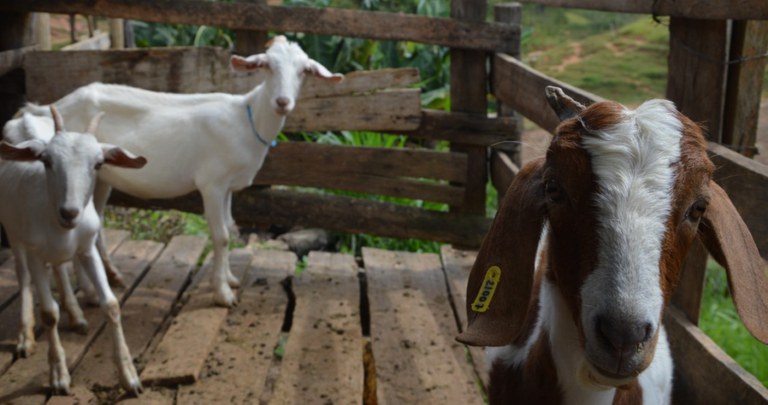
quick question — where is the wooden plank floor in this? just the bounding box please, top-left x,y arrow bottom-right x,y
0,231 -> 485,404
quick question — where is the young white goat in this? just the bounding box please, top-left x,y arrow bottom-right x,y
21,35 -> 344,307
0,107 -> 147,395
458,87 -> 768,404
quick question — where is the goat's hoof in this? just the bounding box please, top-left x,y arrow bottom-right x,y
16,339 -> 35,358
119,365 -> 143,396
106,270 -> 126,288
213,288 -> 238,308
50,366 -> 71,395
69,319 -> 89,335
227,274 -> 241,288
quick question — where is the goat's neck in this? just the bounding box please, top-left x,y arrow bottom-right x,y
244,83 -> 287,143
541,274 -> 616,404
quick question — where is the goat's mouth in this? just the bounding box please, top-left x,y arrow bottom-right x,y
579,360 -> 639,389
58,218 -> 77,229
274,107 -> 291,116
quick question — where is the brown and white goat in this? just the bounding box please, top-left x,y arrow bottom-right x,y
457,87 -> 768,404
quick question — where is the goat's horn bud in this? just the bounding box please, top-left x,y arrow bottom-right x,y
545,86 -> 586,122
86,112 -> 105,135
50,105 -> 63,133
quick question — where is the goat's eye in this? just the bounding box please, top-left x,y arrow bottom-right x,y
94,161 -> 103,170
544,178 -> 564,203
687,199 -> 708,221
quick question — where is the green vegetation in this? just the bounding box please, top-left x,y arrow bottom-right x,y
699,260 -> 768,387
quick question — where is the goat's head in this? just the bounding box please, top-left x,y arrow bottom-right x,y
0,106 -> 147,229
459,87 -> 768,387
230,35 -> 344,116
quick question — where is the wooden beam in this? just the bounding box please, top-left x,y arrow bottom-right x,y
708,142 -> 768,261
665,307 -> 768,404
0,1 -> 520,53
257,142 -> 467,183
254,143 -> 466,205
0,44 -> 37,76
402,109 -> 520,147
284,89 -> 422,132
666,18 -> 729,142
450,0 -> 488,217
107,188 -> 492,247
722,20 -> 768,158
492,52 -> 603,134
504,0 -> 768,20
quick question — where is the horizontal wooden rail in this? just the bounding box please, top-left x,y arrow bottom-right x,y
0,1 -> 519,52
492,52 -> 768,261
108,188 -> 491,247
665,307 -> 768,404
403,110 -> 520,147
254,142 -> 467,205
518,0 -> 768,20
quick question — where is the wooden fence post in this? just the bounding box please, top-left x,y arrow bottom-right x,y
34,12 -> 50,50
109,18 -> 125,49
491,2 -> 523,203
722,20 -> 768,158
666,18 -> 730,324
450,0 -> 488,219
235,0 -> 267,55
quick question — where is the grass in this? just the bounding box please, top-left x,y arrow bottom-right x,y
699,260 -> 768,387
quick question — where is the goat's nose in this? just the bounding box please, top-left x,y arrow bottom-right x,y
59,207 -> 80,222
596,316 -> 653,354
275,97 -> 290,108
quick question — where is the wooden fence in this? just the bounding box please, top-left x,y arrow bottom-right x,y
0,0 -> 767,402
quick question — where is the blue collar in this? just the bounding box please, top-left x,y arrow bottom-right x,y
245,104 -> 274,147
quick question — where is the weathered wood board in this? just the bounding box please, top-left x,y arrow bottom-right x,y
109,188 -> 492,248
254,142 -> 466,205
504,0 -> 768,19
175,248 -> 294,404
272,251 -> 363,404
440,245 -> 487,387
23,49 -> 421,132
362,247 -> 482,405
1,1 -> 520,52
666,307 -> 768,404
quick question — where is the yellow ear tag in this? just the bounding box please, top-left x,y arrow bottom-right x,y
470,265 -> 501,313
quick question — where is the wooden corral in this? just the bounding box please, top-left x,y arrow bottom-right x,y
0,0 -> 767,404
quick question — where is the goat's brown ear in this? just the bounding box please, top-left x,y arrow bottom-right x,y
699,181 -> 768,344
456,158 -> 547,347
545,86 -> 586,121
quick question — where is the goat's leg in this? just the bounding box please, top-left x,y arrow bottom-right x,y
74,256 -> 99,306
93,181 -> 125,287
224,190 -> 240,288
14,246 -> 36,358
28,256 -> 70,395
52,264 -> 88,334
78,245 -> 142,396
201,187 -> 238,307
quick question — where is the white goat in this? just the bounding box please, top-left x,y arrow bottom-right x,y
22,35 -> 343,307
0,107 -> 147,395
458,87 -> 768,404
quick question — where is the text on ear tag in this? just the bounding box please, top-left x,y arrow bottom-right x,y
471,266 -> 501,313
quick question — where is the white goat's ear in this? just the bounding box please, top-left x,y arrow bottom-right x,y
545,86 -> 586,121
230,54 -> 270,72
699,181 -> 768,344
457,158 -> 547,347
305,59 -> 344,83
0,139 -> 46,162
101,144 -> 147,169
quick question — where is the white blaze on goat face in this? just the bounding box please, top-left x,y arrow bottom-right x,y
579,100 -> 683,381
